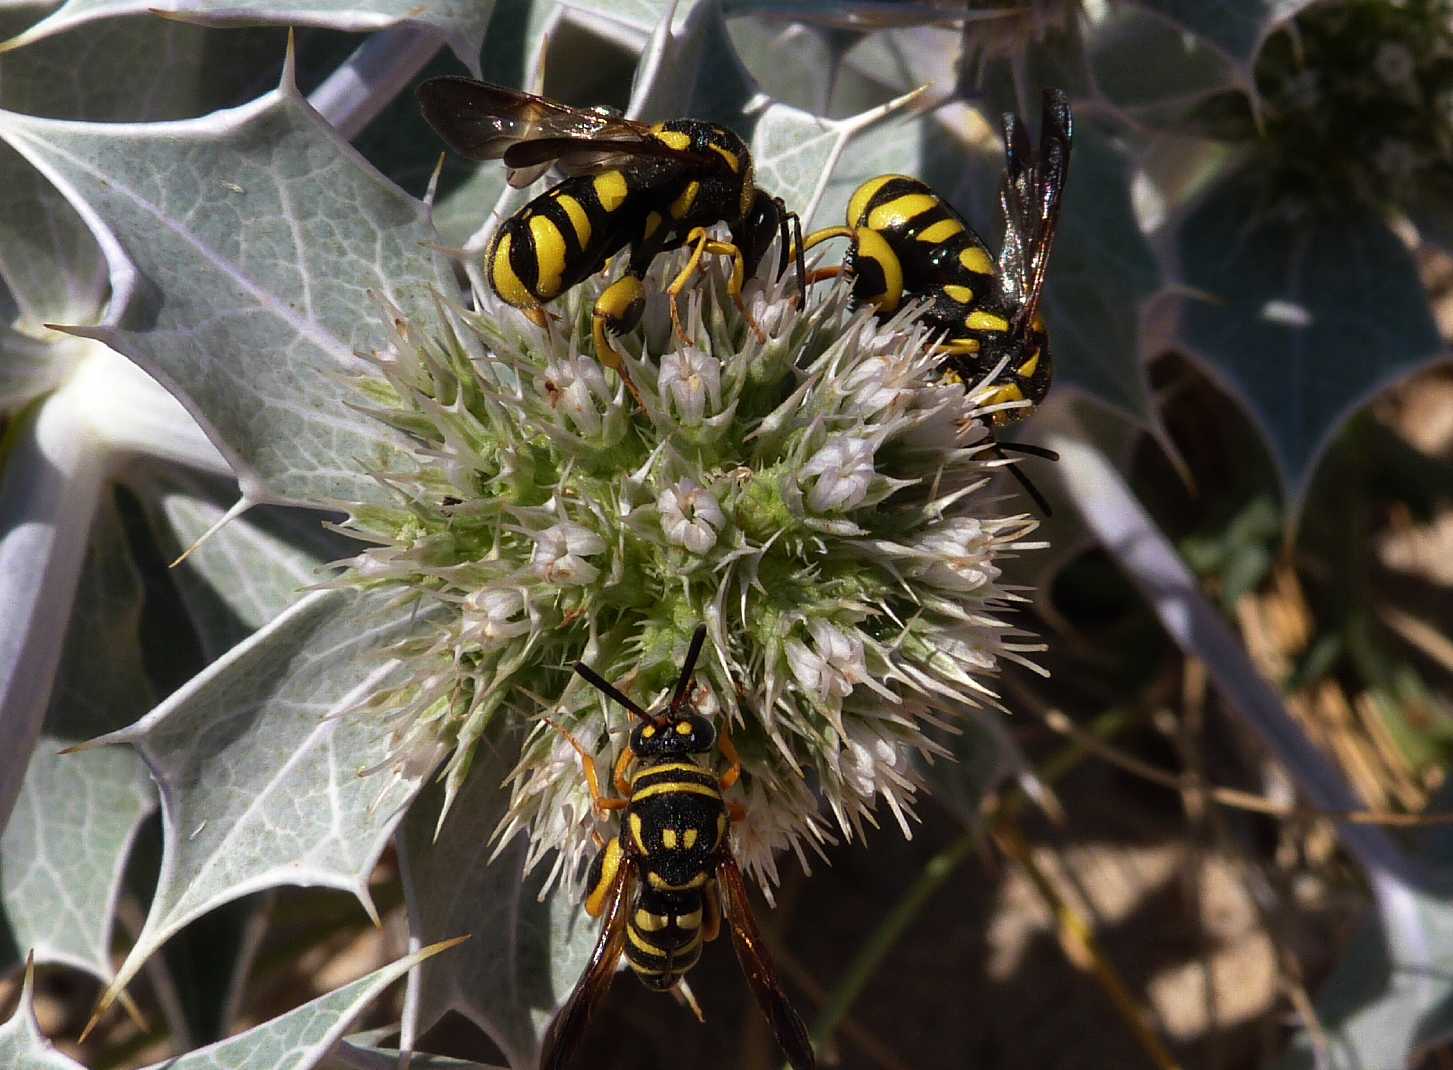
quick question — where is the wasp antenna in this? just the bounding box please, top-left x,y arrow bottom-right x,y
671,625 -> 709,711
992,444 -> 1054,517
995,440 -> 1060,463
574,661 -> 653,722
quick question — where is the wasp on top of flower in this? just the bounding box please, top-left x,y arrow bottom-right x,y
338,80 -> 1062,981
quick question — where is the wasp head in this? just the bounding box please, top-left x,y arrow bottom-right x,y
732,190 -> 801,291
573,624 -> 719,758
630,712 -> 716,757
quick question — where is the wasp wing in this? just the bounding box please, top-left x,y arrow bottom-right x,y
418,76 -> 716,188
539,859 -> 633,1070
996,89 -> 1072,333
502,135 -> 718,175
717,853 -> 816,1070
418,77 -> 640,158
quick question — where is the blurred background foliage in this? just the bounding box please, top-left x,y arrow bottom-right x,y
3,0 -> 1453,1068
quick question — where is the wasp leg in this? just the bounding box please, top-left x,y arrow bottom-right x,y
544,717 -> 629,815
796,225 -> 856,293
779,206 -> 806,306
717,723 -> 743,792
612,746 -> 633,798
667,228 -> 711,345
798,225 -> 854,259
703,880 -> 723,942
523,306 -> 549,328
668,227 -> 761,344
591,275 -> 647,410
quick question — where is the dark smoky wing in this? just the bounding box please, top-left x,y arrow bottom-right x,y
539,861 -> 633,1070
503,134 -> 719,176
995,107 -> 1036,310
417,76 -> 644,162
997,89 -> 1073,330
717,854 -> 816,1070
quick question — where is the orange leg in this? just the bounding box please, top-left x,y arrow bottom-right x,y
804,266 -> 843,287
544,718 -> 629,814
668,228 -> 764,345
612,747 -> 634,798
717,724 -> 743,792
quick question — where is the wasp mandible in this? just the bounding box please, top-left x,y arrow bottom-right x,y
541,624 -> 815,1070
418,78 -> 803,408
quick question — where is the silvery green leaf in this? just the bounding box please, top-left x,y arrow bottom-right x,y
1277,880 -> 1453,1070
3,1 -> 491,67
0,491 -> 155,982
0,18 -> 298,121
1123,0 -> 1315,78
133,938 -> 468,1070
326,1047 -> 504,1070
0,958 -> 87,1070
0,142 -> 103,343
1174,167 -> 1442,508
0,350 -> 222,839
1037,118 -> 1159,423
0,117 -> 105,412
557,0 -> 682,36
130,465 -> 353,659
811,103 -> 984,232
398,734 -> 596,1070
723,14 -> 837,116
0,48 -> 446,507
832,23 -> 961,110
1087,5 -> 1241,122
0,369 -> 114,830
722,0 -> 984,29
633,0 -> 928,224
75,586 -> 437,1032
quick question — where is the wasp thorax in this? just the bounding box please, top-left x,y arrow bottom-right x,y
631,714 -> 716,757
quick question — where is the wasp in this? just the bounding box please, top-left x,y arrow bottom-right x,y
541,624 -> 814,1070
801,90 -> 1072,513
417,77 -> 803,408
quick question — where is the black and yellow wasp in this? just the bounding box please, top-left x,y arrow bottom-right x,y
803,89 -> 1071,424
542,625 -> 814,1070
802,90 -> 1072,511
417,77 -> 802,407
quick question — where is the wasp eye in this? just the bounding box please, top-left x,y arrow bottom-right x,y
675,721 -> 693,736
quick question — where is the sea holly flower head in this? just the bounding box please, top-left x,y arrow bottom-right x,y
338,246 -> 1047,893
